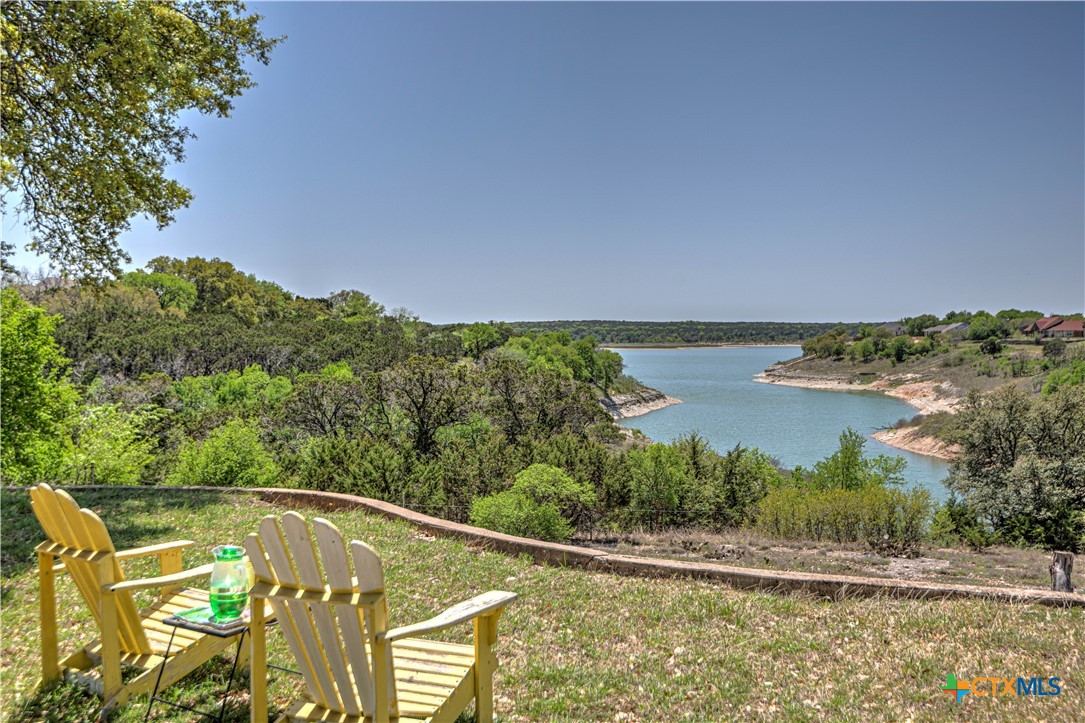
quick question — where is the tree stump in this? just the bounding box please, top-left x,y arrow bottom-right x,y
1049,551 -> 1074,593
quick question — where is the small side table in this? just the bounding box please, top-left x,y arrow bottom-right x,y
144,612 -> 249,722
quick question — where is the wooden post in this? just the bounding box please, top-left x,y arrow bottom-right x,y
1050,551 -> 1074,593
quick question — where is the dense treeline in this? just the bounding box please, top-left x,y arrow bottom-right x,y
4,258 -> 1082,553
508,320 -> 843,345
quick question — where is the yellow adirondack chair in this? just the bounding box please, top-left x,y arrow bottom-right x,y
31,483 -> 247,717
244,512 -> 516,723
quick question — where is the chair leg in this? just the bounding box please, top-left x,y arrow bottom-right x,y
473,614 -> 500,723
234,630 -> 251,671
250,600 -> 268,723
99,585 -> 123,704
38,552 -> 59,684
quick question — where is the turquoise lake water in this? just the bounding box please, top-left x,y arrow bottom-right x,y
614,346 -> 951,499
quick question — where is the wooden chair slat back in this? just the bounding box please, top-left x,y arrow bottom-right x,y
312,519 -> 380,713
245,513 -> 398,718
30,484 -> 151,655
252,515 -> 337,709
281,513 -> 357,715
350,538 -> 397,712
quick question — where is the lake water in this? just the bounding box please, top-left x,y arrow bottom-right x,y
614,346 -> 951,499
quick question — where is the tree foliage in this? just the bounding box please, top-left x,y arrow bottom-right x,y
0,287 -> 78,482
62,404 -> 158,485
120,270 -> 197,314
512,320 -> 839,346
285,363 -> 377,438
328,290 -> 385,323
802,428 -> 907,491
2,2 -> 280,277
383,356 -> 471,456
459,322 -> 501,360
166,418 -> 279,487
948,386 -> 1085,550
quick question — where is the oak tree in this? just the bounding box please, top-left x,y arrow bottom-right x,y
1,1 -> 280,277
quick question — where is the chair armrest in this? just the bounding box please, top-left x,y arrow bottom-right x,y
104,563 -> 215,593
114,540 -> 195,561
380,590 -> 517,643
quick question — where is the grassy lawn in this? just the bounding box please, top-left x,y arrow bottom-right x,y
2,487 -> 1082,721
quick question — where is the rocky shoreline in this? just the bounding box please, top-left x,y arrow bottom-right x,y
600,388 -> 682,419
755,367 -> 961,415
872,427 -> 959,461
756,366 -> 961,460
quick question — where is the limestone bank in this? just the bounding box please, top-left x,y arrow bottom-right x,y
756,361 -> 961,460
600,388 -> 682,420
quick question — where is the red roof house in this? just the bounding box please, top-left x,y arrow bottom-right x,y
1046,320 -> 1085,338
1025,317 -> 1064,334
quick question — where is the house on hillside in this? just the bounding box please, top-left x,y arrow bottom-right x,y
923,322 -> 969,338
1045,320 -> 1085,338
878,322 -> 906,336
1024,317 -> 1064,335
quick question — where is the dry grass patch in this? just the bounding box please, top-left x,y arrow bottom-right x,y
585,528 -> 1056,590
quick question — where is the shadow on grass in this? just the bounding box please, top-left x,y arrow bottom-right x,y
0,486 -> 243,582
6,650 -> 270,722
7,645 -> 478,722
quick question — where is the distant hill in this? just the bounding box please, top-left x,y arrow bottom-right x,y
507,320 -> 849,346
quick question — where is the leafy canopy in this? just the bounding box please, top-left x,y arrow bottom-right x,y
948,386 -> 1085,550
1,1 -> 280,277
0,288 -> 78,482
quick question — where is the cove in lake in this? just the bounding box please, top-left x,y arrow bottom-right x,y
614,346 -> 951,500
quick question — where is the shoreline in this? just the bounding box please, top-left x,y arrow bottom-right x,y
600,389 -> 683,420
604,343 -> 801,350
872,427 -> 959,461
755,371 -> 961,460
753,372 -> 960,415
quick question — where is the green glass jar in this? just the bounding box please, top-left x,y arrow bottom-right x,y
209,545 -> 248,621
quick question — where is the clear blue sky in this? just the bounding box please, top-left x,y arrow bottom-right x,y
6,1 -> 1084,323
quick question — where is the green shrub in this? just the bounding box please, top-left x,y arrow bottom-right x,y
173,364 -> 292,416
808,428 -> 906,491
1042,359 -> 1085,394
673,434 -> 778,528
468,463 -> 594,542
166,419 -> 279,487
470,491 -> 571,542
1042,338 -> 1066,359
979,336 -> 1004,355
929,498 -> 994,550
511,463 -> 595,516
291,434 -> 444,508
627,444 -> 695,528
754,484 -> 931,556
62,405 -> 158,485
